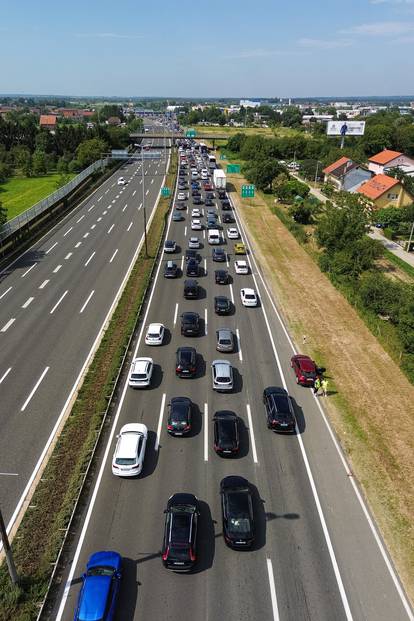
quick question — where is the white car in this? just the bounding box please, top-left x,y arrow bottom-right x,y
112,423 -> 148,476
240,288 -> 258,307
227,228 -> 239,240
164,240 -> 176,253
191,208 -> 202,218
211,360 -> 234,392
234,260 -> 249,275
145,323 -> 165,346
128,357 -> 154,387
177,192 -> 187,201
191,219 -> 202,230
117,177 -> 126,185
188,236 -> 200,249
191,170 -> 198,179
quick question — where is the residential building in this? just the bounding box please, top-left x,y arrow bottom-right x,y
39,114 -> 57,130
106,116 -> 121,126
322,157 -> 372,192
368,149 -> 414,176
357,173 -> 414,209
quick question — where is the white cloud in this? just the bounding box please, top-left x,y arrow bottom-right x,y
298,37 -> 353,48
75,32 -> 143,39
341,20 -> 414,34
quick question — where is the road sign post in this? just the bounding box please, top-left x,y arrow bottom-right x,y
186,129 -> 196,138
227,164 -> 241,174
241,184 -> 255,198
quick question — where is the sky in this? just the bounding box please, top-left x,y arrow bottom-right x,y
1,0 -> 414,98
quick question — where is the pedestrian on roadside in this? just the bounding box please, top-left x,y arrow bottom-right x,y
302,335 -> 307,345
313,376 -> 321,395
321,378 -> 328,396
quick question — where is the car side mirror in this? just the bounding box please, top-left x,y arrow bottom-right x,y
116,434 -> 119,439
163,509 -> 167,514
115,571 -> 121,579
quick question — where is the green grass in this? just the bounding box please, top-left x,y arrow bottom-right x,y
383,248 -> 414,280
186,125 -> 304,139
0,174 -> 75,220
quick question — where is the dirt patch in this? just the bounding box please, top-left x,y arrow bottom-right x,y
227,172 -> 414,603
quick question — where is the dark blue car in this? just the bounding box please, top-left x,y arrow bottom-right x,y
73,551 -> 122,621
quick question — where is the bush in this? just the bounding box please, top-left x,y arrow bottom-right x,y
383,227 -> 395,240
275,179 -> 310,203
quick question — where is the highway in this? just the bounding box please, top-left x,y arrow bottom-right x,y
0,132 -> 169,531
53,143 -> 413,621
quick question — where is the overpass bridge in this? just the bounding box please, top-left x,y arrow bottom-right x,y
130,132 -> 228,147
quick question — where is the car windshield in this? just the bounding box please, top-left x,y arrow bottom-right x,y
131,373 -> 147,380
87,565 -> 115,577
172,403 -> 189,422
115,457 -> 136,465
179,351 -> 193,363
219,338 -> 232,345
148,332 -> 159,338
245,294 -> 255,299
302,370 -> 316,378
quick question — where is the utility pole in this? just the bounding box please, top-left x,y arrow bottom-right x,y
0,508 -> 18,585
141,145 -> 148,258
314,161 -> 320,186
408,220 -> 414,252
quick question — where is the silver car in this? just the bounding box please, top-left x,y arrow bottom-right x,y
211,360 -> 234,392
216,328 -> 234,353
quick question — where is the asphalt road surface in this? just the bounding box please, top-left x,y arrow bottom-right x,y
0,135 -> 169,531
53,146 -> 413,621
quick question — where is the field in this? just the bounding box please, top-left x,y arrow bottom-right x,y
187,125 -> 305,139
0,174 -> 75,220
226,171 -> 414,603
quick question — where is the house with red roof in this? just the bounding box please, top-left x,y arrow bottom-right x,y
368,149 -> 414,176
356,173 -> 413,209
39,114 -> 57,131
323,156 -> 372,192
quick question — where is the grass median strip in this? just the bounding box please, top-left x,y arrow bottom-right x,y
0,153 -> 177,621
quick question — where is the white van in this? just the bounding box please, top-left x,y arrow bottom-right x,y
208,229 -> 221,245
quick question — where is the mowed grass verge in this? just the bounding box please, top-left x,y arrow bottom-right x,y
185,125 -> 305,139
0,154 -> 177,621
0,174 -> 75,220
225,171 -> 414,604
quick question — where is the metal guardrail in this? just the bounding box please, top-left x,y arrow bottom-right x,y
0,158 -> 110,243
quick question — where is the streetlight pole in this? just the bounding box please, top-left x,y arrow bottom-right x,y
408,220 -> 414,252
141,145 -> 148,258
0,508 -> 18,585
314,160 -> 321,186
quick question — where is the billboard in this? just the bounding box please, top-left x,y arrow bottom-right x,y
327,120 -> 366,136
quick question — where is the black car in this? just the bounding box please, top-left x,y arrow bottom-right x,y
191,189 -> 201,197
221,199 -> 231,210
178,170 -> 186,177
263,386 -> 296,433
214,296 -> 232,315
178,182 -> 187,190
222,213 -> 234,223
162,493 -> 199,571
192,196 -> 202,205
176,347 -> 197,377
181,312 -> 200,336
204,198 -> 214,207
213,411 -> 239,456
205,192 -> 215,200
183,279 -> 199,299
218,189 -> 226,199
220,476 -> 254,549
185,249 -> 199,262
207,219 -> 219,230
212,248 -> 226,262
167,397 -> 192,435
175,202 -> 186,211
164,261 -> 178,278
186,258 -> 199,277
215,269 -> 229,284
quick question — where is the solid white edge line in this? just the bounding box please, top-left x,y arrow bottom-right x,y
21,367 -> 49,412
50,290 -> 68,314
80,290 -> 95,314
246,404 -> 258,464
155,393 -> 166,451
55,150 -> 174,619
236,328 -> 243,362
266,558 -> 280,621
0,367 -> 12,384
231,196 -> 353,621
21,263 -> 37,277
204,403 -> 208,462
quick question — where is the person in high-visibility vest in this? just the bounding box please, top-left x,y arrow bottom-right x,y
313,377 -> 321,395
321,379 -> 328,397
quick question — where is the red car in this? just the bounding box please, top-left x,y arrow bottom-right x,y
291,354 -> 317,386
203,182 -> 214,191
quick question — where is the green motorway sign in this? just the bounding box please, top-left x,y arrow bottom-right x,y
227,164 -> 241,174
241,184 -> 255,198
161,186 -> 170,197
186,129 -> 196,138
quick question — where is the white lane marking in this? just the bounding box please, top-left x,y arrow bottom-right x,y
0,472 -> 18,476
0,367 -> 12,384
63,226 -> 73,237
88,204 -> 95,212
83,232 -> 89,239
97,217 -> 102,222
105,189 -> 109,194
229,283 -> 235,304
266,558 -> 280,621
109,249 -> 118,263
84,252 -> 95,267
75,242 -> 82,248
145,189 -> 149,195
226,255 -> 229,268
132,190 -> 136,197
204,308 -> 208,335
180,256 -> 184,272
21,367 -> 49,412
204,258 -> 207,275
173,302 -> 179,326
236,328 -> 243,361
184,226 -> 187,236
97,196 -> 103,202
151,178 -> 154,184
122,204 -> 128,212
203,229 -> 206,239
90,224 -> 96,230
203,402 -> 209,462
21,263 -> 37,277
112,199 -> 116,204
1,318 -> 15,332
127,221 -> 133,232
22,297 -> 34,309
111,182 -> 115,187
54,150 -> 173,619
102,210 -> 108,215
116,194 -> 120,199
53,265 -> 62,273
138,203 -> 142,211
80,290 -> 95,314
155,393 -> 166,451
50,290 -> 68,314
39,280 -> 49,289
0,286 -> 12,300
140,179 -> 142,184
45,242 -> 58,254
107,224 -> 115,234
65,253 -> 73,260
246,404 -> 258,464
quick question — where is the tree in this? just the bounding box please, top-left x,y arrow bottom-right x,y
372,206 -> 404,228
32,149 -> 47,175
289,197 -> 322,224
281,107 -> 303,127
0,162 -> 12,183
358,271 -> 401,320
398,291 -> 414,352
245,159 -> 282,191
275,179 -> 310,203
0,199 -> 6,227
128,117 -> 144,132
76,138 -> 107,167
226,133 -> 246,153
362,124 -> 393,155
316,199 -> 368,252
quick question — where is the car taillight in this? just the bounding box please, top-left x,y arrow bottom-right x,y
184,425 -> 190,431
190,546 -> 196,562
176,367 -> 180,372
162,546 -> 169,561
191,367 -> 196,372
167,424 -> 174,430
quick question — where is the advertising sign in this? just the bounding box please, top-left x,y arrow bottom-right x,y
327,121 -> 365,136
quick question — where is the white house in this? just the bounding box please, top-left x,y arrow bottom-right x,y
368,149 -> 414,176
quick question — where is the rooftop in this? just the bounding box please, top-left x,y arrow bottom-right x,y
368,149 -> 402,165
357,174 -> 399,200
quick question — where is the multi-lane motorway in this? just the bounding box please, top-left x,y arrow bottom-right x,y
53,143 -> 413,620
0,134 -> 168,532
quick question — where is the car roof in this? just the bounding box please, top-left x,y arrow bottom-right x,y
220,475 -> 249,490
214,410 -> 237,421
117,430 -> 143,458
236,260 -> 247,266
264,386 -> 288,397
148,322 -> 163,331
212,359 -> 231,370
87,550 -> 121,571
168,492 -> 198,509
242,288 -> 255,295
133,357 -> 152,371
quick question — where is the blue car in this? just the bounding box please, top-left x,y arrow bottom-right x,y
74,551 -> 122,621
